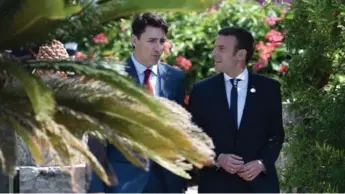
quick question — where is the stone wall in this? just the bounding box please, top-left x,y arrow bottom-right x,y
19,165 -> 88,193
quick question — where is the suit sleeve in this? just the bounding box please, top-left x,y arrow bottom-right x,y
86,134 -> 107,193
259,82 -> 285,171
188,83 -> 202,127
177,71 -> 186,107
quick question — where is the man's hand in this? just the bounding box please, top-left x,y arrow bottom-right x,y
237,160 -> 265,181
217,154 -> 244,174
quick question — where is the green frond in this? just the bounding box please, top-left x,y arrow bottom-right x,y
0,121 -> 16,175
24,60 -> 164,116
1,60 -> 55,122
56,106 -> 148,169
0,101 -> 113,185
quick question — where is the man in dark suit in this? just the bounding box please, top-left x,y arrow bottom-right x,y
188,27 -> 285,193
87,12 -> 186,193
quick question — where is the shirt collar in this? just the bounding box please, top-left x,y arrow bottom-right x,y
131,53 -> 158,75
223,68 -> 249,83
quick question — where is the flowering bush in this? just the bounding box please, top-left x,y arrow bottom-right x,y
77,0 -> 290,101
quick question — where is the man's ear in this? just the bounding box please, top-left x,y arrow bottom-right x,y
236,49 -> 247,61
131,35 -> 138,48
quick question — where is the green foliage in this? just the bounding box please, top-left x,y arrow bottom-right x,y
76,0 -> 290,96
282,0 -> 345,192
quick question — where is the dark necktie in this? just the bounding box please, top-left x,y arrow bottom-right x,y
230,79 -> 240,129
143,69 -> 153,95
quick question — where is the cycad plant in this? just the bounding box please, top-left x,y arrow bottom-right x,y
0,0 -> 217,186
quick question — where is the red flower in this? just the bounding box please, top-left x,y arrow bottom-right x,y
252,58 -> 268,71
88,52 -> 94,60
75,52 -> 87,60
163,40 -> 171,53
93,33 -> 108,44
332,12 -> 338,17
279,65 -> 288,73
265,16 -> 282,26
176,56 -> 192,71
184,95 -> 190,105
265,30 -> 284,42
252,62 -> 264,71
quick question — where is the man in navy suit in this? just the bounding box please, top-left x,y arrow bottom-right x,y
188,27 -> 285,193
87,12 -> 186,193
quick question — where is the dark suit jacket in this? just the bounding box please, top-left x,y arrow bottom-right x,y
188,71 -> 285,193
87,57 -> 186,193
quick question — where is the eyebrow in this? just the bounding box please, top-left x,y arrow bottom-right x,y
148,38 -> 166,41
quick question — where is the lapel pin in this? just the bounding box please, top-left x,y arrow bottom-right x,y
250,87 -> 256,93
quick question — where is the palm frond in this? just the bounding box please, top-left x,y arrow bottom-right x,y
0,60 -> 55,122
0,100 -> 113,185
1,72 -> 215,180
24,59 -> 165,116
56,106 -> 149,169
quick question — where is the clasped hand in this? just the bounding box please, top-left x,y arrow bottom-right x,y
217,154 -> 264,181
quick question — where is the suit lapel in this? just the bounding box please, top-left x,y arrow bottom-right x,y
125,57 -> 140,84
238,71 -> 257,131
158,63 -> 168,98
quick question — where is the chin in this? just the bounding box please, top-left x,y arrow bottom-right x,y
214,66 -> 221,73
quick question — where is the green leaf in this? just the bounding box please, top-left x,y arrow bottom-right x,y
93,0 -> 219,22
0,0 -> 83,49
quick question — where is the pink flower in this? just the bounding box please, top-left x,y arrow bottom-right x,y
259,53 -> 270,64
163,40 -> 171,53
75,52 -> 87,60
120,24 -> 127,31
252,58 -> 268,71
266,42 -> 281,49
176,56 -> 192,71
265,16 -> 282,26
93,33 -> 108,44
282,8 -> 287,15
252,62 -> 264,71
255,41 -> 266,50
265,29 -> 284,42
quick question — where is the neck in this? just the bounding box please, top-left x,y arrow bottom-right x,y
224,66 -> 245,78
133,52 -> 154,68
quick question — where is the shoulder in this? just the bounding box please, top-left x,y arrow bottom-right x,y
159,63 -> 184,79
193,73 -> 223,89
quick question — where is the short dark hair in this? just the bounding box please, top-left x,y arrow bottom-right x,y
218,27 -> 254,63
131,12 -> 168,39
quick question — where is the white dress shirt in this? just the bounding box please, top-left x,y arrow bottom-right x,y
224,68 -> 249,128
131,54 -> 159,96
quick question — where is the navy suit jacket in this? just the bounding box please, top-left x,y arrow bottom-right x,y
87,57 -> 186,193
188,71 -> 285,193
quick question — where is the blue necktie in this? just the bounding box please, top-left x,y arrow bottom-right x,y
230,79 -> 240,129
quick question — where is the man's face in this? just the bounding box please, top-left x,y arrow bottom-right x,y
131,26 -> 166,66
212,35 -> 243,73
